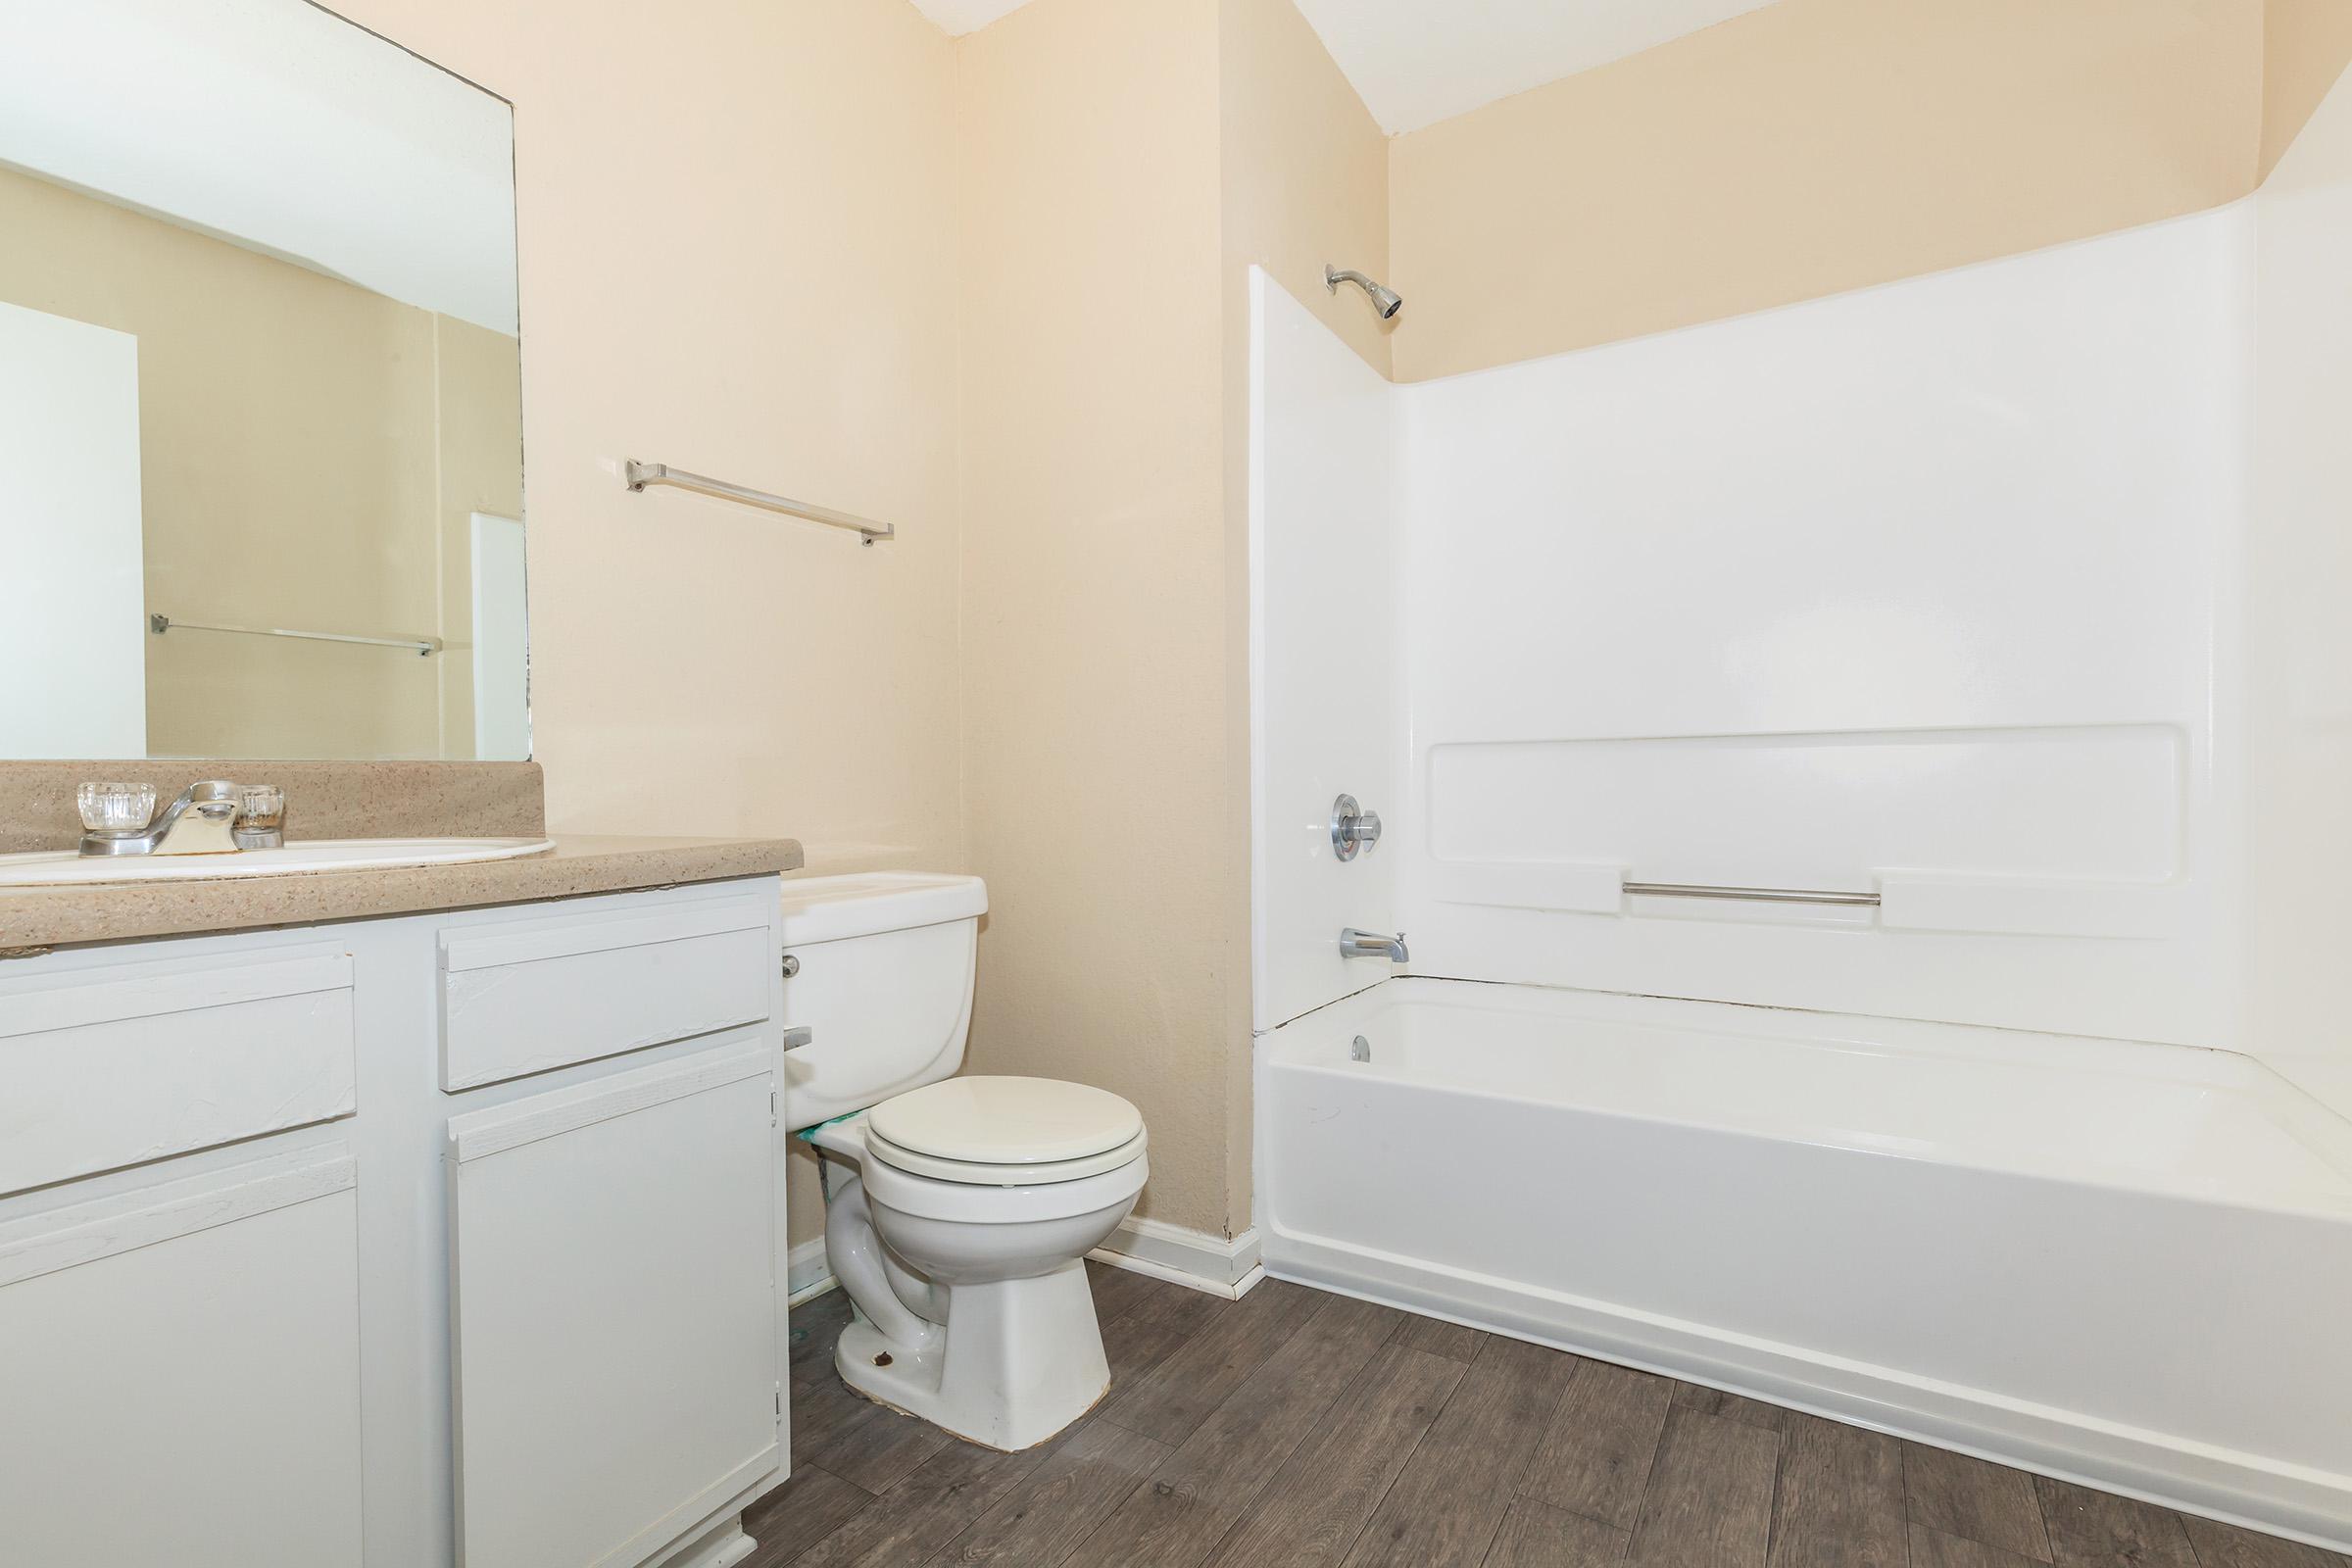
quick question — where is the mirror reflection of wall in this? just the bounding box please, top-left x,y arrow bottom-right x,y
0,0 -> 525,761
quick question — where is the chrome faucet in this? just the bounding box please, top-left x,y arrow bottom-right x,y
1339,928 -> 1409,964
78,779 -> 278,858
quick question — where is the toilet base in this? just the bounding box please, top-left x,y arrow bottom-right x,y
835,1257 -> 1111,1451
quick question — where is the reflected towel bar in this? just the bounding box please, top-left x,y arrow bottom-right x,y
149,613 -> 441,657
623,460 -> 896,545
1623,880 -> 1881,907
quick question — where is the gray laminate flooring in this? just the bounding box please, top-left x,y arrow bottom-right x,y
744,1264 -> 2344,1568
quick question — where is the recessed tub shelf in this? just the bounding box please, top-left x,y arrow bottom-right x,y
1420,722 -> 2189,940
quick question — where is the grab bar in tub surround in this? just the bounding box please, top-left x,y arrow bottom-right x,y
1623,881 -> 1881,907
1432,861 -> 2165,937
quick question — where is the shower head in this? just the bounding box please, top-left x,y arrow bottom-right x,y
1325,265 -> 1402,320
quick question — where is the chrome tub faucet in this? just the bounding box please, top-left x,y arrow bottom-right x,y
1339,928 -> 1408,964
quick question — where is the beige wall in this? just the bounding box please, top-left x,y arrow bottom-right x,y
339,0 -> 964,855
2263,0 -> 2352,176
947,0 -> 1388,1240
1389,0 -> 2268,380
338,0 -> 1338,1249
337,0 -> 966,1251
1221,0 -> 1394,382
952,0 -> 1236,1233
0,165 -> 466,759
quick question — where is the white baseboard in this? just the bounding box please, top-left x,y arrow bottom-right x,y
786,1235 -> 837,1306
1269,1239 -> 2352,1556
789,1219 -> 1266,1307
1089,1217 -> 1263,1299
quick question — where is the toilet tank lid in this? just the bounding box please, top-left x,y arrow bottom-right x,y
778,871 -> 988,944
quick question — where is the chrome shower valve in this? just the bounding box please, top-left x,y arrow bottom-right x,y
1331,794 -> 1383,860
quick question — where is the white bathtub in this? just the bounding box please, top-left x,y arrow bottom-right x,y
1255,978 -> 2352,1549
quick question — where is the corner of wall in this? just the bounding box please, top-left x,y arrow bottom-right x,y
949,0 -> 1237,1239
1218,0 -> 1393,384
2260,0 -> 2352,182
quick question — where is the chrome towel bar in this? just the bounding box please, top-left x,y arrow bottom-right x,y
623,460 -> 895,545
1623,880 -> 1881,907
149,613 -> 441,657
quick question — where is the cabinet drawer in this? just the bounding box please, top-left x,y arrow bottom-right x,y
0,948 -> 356,1197
438,895 -> 772,1091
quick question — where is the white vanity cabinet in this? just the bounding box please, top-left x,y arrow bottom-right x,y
0,1142 -> 368,1567
0,942 -> 368,1566
448,1043 -> 780,1568
0,875 -> 789,1568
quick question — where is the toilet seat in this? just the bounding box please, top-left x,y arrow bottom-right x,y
867,1075 -> 1143,1171
824,1113 -> 1151,1226
866,1125 -> 1149,1186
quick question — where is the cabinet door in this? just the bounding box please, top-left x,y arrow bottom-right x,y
448,1039 -> 779,1568
0,1143 -> 365,1566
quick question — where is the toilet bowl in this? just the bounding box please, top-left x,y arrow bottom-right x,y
779,874 -> 1149,1450
806,1083 -> 1147,1449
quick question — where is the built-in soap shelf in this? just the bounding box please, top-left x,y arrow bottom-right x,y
1419,722 -> 2188,941
1425,859 -> 2179,940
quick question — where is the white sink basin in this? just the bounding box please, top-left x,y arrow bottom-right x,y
0,837 -> 556,888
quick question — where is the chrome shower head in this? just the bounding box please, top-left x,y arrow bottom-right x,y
1325,265 -> 1402,320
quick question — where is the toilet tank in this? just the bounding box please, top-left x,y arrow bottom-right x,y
778,872 -> 988,1130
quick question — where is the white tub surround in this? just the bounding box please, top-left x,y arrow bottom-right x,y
2247,60 -> 2352,1126
1249,270 -> 1403,1032
1390,202 -> 2251,1051
1247,66 -> 2352,1551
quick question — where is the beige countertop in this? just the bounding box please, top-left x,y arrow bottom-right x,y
0,834 -> 804,955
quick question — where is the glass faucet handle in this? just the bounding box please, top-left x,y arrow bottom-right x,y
236,785 -> 285,828
77,781 -> 158,833
231,784 -> 287,849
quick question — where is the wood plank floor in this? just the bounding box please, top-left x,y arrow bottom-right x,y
747,1266 -> 2346,1568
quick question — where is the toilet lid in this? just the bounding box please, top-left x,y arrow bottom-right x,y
866,1076 -> 1144,1166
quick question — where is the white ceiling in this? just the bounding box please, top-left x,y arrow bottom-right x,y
906,0 -> 1782,136
906,0 -> 1032,35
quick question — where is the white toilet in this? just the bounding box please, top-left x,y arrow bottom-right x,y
779,872 -> 1149,1451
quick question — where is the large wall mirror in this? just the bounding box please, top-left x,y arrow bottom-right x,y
0,0 -> 526,761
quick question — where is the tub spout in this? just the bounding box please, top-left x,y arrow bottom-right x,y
1340,928 -> 1408,964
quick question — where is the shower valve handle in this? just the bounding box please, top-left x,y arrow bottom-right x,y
1332,794 -> 1383,861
